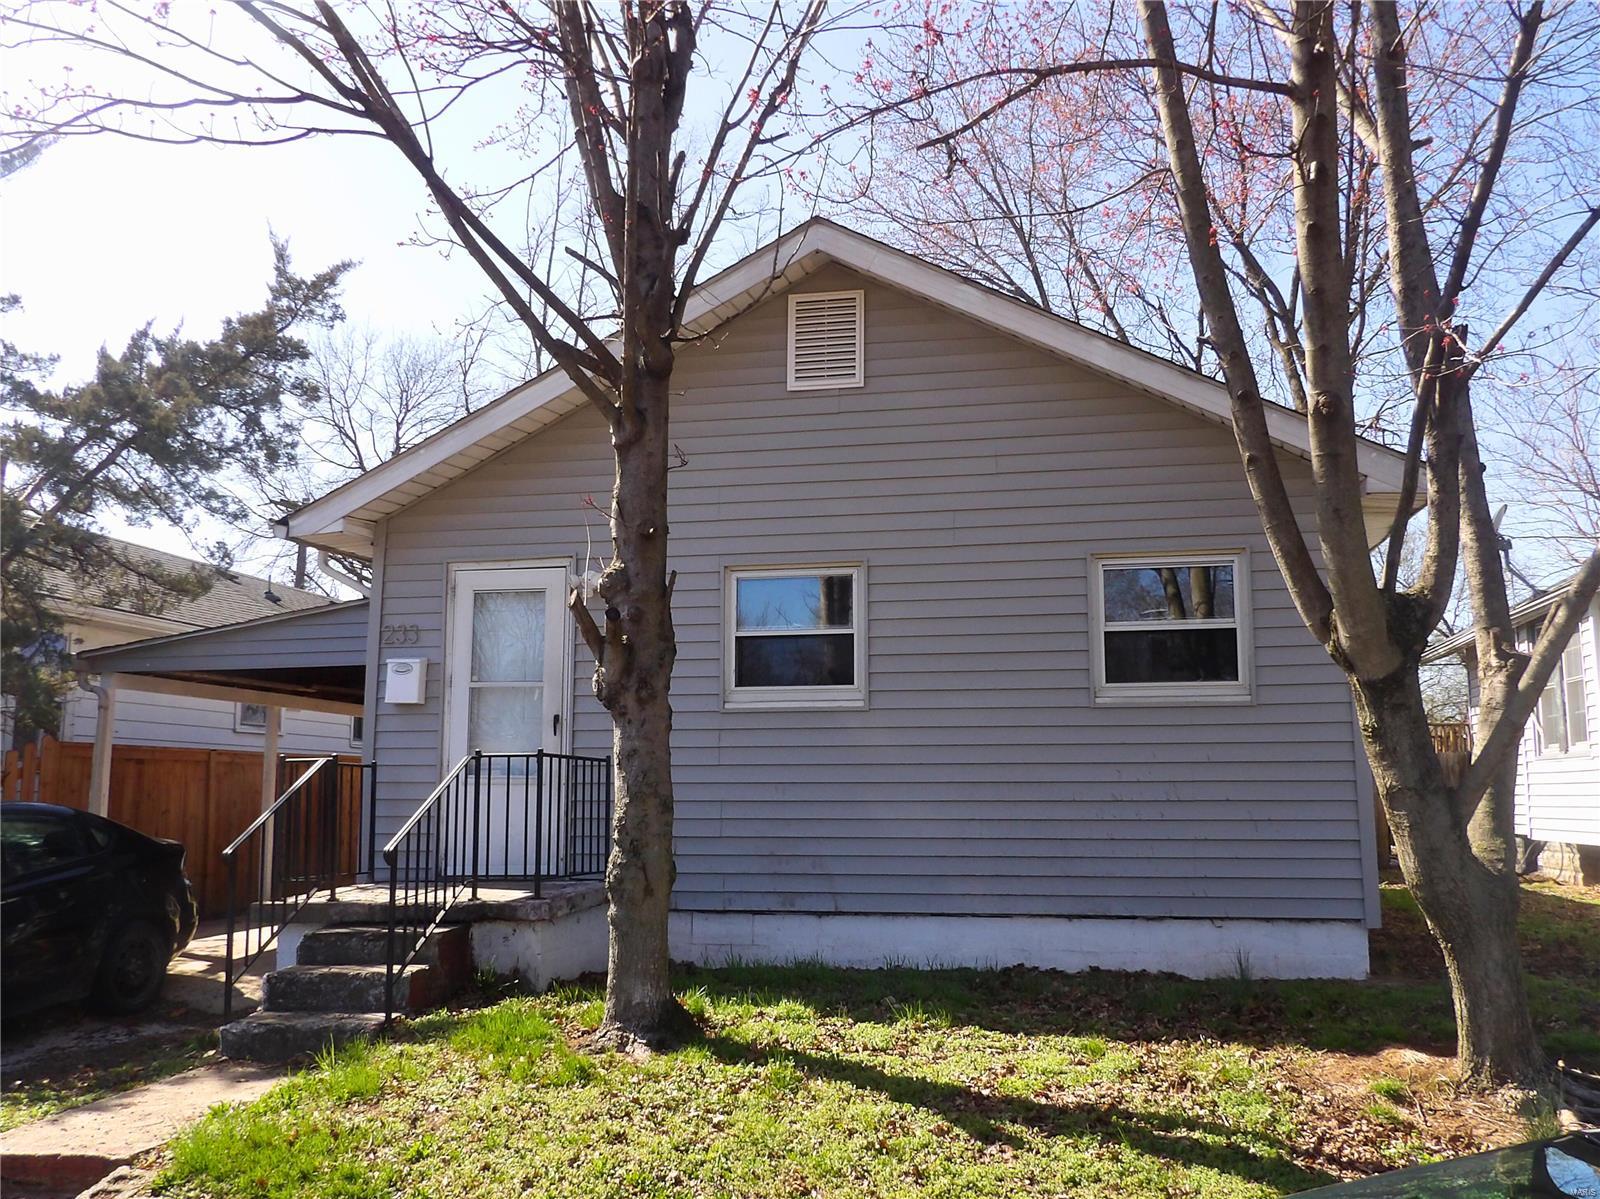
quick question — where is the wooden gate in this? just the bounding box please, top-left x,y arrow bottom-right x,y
3,736 -> 362,919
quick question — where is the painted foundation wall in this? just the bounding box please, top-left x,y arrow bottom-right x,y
469,905 -> 610,991
670,912 -> 1371,981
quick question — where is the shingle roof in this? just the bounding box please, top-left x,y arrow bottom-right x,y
41,534 -> 331,630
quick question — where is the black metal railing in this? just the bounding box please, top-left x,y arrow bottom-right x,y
221,755 -> 376,1019
383,748 -> 612,1023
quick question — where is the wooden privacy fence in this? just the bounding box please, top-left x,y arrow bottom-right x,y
1430,722 -> 1471,787
1374,723 -> 1474,868
3,736 -> 362,919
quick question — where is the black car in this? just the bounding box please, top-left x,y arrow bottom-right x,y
1295,1131 -> 1600,1197
1,803 -> 198,1017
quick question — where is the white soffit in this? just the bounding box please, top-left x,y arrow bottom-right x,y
283,219 -> 1410,557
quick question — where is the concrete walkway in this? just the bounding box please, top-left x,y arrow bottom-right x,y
0,1061 -> 281,1194
164,919 -> 271,1016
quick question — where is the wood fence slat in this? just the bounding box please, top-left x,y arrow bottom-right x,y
2,736 -> 361,919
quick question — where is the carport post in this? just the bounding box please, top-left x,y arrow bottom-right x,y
88,675 -> 119,817
259,706 -> 281,892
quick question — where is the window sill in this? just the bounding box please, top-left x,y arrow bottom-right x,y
1533,745 -> 1594,761
1092,688 -> 1254,707
723,691 -> 867,712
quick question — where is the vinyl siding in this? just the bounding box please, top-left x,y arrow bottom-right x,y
371,264 -> 1367,921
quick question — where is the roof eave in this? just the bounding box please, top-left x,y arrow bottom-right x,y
282,218 -> 1413,557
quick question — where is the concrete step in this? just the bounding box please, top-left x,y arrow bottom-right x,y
296,923 -> 468,968
220,1011 -> 385,1063
263,963 -> 440,1015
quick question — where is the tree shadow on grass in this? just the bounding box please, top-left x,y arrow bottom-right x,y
694,1026 -> 1335,1194
674,960 -> 1465,1058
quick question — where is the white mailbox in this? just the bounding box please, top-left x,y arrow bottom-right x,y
384,657 -> 427,705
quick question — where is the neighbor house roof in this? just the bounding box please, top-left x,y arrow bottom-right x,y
280,218 -> 1414,559
44,533 -> 330,631
1422,571 -> 1591,663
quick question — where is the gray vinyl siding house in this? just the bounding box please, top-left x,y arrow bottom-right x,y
278,221 -> 1409,978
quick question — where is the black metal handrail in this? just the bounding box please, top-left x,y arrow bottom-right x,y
221,755 -> 375,1020
383,748 -> 612,1023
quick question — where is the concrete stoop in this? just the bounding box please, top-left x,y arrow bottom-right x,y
220,924 -> 470,1063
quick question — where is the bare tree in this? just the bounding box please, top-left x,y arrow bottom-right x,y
234,326 -> 488,591
4,0 -> 833,1048
862,0 -> 1600,1087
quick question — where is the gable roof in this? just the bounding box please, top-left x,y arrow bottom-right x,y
280,218 -> 1412,558
44,532 -> 330,630
1422,571 -> 1593,663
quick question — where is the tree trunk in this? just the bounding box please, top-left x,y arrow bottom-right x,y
1351,665 -> 1544,1088
591,370 -> 684,1048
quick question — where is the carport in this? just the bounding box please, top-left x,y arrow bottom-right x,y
75,600 -> 370,820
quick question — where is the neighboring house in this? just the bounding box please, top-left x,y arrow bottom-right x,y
84,221 -> 1413,981
22,535 -> 361,755
1424,577 -> 1600,884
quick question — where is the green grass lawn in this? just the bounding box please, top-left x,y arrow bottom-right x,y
151,879 -> 1599,1199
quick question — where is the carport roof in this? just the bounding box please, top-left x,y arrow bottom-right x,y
77,599 -> 369,712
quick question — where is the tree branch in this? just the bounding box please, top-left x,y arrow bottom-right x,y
1138,0 -> 1333,645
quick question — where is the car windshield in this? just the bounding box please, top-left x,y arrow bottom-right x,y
1294,1134 -> 1600,1197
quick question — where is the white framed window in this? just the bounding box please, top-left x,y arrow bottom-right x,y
350,716 -> 364,748
1534,635 -> 1589,756
724,565 -> 866,709
234,702 -> 268,733
787,291 -> 864,391
1090,552 -> 1252,704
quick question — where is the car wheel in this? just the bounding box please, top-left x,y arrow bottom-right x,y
91,920 -> 170,1014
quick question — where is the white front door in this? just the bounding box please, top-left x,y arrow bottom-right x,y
446,566 -> 570,877
446,565 -> 569,763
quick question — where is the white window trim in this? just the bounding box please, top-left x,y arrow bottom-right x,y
723,563 -> 867,710
1089,550 -> 1254,706
786,290 -> 865,391
1531,633 -> 1591,759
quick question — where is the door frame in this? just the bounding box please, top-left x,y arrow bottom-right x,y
441,558 -> 574,774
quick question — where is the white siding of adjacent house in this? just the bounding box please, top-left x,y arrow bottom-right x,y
1513,596 -> 1600,846
367,265 -> 1371,924
56,608 -> 364,757
57,686 -> 359,755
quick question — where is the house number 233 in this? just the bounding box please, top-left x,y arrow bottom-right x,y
381,623 -> 421,645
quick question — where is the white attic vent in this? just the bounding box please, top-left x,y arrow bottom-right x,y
787,290 -> 864,390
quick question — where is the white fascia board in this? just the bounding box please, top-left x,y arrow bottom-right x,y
283,376 -> 590,554
1422,576 -> 1585,663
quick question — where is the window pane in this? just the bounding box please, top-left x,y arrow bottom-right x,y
1104,628 -> 1239,685
736,575 -> 852,631
1104,565 -> 1235,623
735,633 -> 854,688
473,590 -> 544,682
1563,643 -> 1587,747
1537,678 -> 1564,754
468,684 -> 543,752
